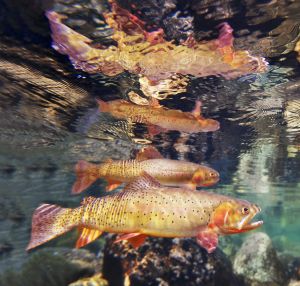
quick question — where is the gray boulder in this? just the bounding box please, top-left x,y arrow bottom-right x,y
233,232 -> 287,286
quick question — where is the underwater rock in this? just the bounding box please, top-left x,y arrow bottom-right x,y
285,256 -> 300,282
233,232 -> 287,286
68,273 -> 108,286
103,236 -> 241,286
0,248 -> 101,286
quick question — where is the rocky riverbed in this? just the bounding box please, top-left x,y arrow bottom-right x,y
1,232 -> 299,286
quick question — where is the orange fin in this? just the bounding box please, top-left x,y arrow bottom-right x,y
76,227 -> 102,248
72,160 -> 98,194
192,100 -> 202,118
184,183 -> 197,191
147,124 -> 166,137
136,146 -> 163,161
114,233 -> 147,248
148,97 -> 162,108
97,99 -> 110,112
105,180 -> 122,192
196,230 -> 218,253
216,23 -> 234,63
26,204 -> 78,250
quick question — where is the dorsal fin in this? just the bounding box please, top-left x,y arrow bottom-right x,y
80,196 -> 96,205
135,146 -> 163,161
124,172 -> 161,192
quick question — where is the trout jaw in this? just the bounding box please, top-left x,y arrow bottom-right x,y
212,202 -> 263,235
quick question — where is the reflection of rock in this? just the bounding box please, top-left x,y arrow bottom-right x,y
233,232 -> 287,286
69,273 -> 108,286
139,75 -> 189,99
103,236 -> 241,286
0,248 -> 102,286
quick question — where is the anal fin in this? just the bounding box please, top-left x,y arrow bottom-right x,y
114,233 -> 147,248
76,227 -> 102,248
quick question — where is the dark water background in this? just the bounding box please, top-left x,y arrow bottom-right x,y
0,0 -> 300,278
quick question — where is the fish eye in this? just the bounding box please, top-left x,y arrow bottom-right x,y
209,172 -> 215,177
241,207 -> 249,215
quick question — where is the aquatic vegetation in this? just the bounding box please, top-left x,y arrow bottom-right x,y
46,1 -> 268,97
97,98 -> 220,135
72,146 -> 219,193
27,173 -> 262,253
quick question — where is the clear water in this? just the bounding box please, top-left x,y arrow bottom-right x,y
1,0 -> 300,282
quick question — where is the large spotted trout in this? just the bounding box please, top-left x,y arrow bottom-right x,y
72,146 -> 219,193
97,99 -> 220,135
27,173 -> 263,253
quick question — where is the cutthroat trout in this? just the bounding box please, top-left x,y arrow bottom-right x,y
27,173 -> 263,253
72,146 -> 219,193
97,99 -> 220,135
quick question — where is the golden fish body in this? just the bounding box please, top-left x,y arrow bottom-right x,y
73,156 -> 219,194
98,99 -> 220,133
27,173 -> 262,253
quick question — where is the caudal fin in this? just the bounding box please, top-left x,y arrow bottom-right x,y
26,204 -> 80,250
72,160 -> 98,194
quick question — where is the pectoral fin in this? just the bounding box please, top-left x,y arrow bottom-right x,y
184,183 -> 197,191
105,179 -> 122,192
192,100 -> 202,118
114,233 -> 147,248
76,227 -> 102,248
196,230 -> 218,253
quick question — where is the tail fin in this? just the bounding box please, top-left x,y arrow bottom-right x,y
26,204 -> 81,250
72,160 -> 99,194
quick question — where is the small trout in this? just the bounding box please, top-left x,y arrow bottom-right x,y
97,99 -> 220,135
27,173 -> 263,253
72,146 -> 219,193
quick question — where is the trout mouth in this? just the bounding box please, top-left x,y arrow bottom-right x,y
237,205 -> 263,231
219,204 -> 263,234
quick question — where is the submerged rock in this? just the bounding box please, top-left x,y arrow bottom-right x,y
103,236 -> 241,286
0,248 -> 102,286
233,232 -> 287,286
